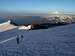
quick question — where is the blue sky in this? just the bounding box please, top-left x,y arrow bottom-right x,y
0,0 -> 75,13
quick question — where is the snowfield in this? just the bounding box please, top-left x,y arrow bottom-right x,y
0,24 -> 75,56
0,20 -> 17,32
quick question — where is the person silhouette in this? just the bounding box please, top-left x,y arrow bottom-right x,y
16,34 -> 24,45
16,37 -> 19,45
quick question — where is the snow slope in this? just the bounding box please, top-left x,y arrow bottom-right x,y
0,20 -> 17,32
0,24 -> 75,56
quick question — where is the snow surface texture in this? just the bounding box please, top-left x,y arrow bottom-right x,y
0,24 -> 75,56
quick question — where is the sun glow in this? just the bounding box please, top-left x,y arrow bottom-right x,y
53,11 -> 59,14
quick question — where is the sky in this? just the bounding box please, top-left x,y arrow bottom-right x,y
0,0 -> 75,14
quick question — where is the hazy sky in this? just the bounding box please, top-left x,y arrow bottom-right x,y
0,0 -> 75,13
